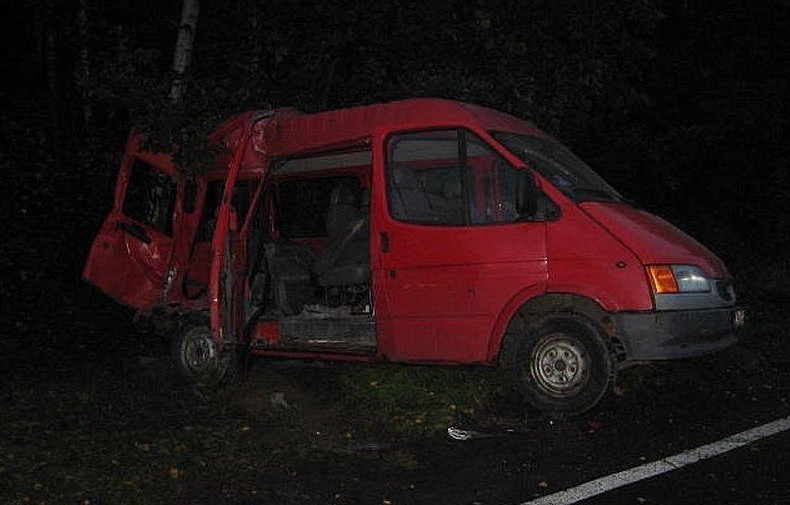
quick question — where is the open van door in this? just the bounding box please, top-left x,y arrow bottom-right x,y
208,113 -> 274,347
83,134 -> 187,309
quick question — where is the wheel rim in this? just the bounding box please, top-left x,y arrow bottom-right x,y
182,329 -> 217,373
530,333 -> 588,397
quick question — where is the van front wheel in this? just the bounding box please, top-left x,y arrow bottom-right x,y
513,316 -> 613,416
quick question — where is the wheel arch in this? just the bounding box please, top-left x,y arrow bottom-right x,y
489,292 -> 625,368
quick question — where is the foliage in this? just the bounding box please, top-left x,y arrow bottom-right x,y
12,0 -> 668,174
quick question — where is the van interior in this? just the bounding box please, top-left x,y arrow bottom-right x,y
244,149 -> 377,354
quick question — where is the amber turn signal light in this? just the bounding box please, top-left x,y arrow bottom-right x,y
646,265 -> 679,294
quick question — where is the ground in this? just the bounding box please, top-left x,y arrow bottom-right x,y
1,282 -> 787,505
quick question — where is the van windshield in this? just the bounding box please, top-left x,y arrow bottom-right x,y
492,132 -> 623,203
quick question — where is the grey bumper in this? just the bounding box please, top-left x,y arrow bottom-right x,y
612,306 -> 744,361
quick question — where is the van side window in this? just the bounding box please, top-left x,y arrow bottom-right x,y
386,129 -> 531,225
122,158 -> 177,236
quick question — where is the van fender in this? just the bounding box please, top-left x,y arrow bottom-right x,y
486,291 -> 619,365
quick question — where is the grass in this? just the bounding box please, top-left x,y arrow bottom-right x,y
0,352 -> 515,504
338,364 -> 517,437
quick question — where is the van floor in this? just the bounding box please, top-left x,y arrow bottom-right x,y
254,303 -> 376,354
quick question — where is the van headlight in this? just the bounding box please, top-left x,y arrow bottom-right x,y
646,264 -> 711,294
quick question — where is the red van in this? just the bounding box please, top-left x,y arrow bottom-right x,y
84,98 -> 744,414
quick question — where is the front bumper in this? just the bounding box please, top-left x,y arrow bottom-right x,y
612,306 -> 745,361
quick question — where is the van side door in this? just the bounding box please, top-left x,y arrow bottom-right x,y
373,128 -> 548,363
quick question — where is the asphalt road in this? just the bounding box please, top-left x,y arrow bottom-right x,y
580,429 -> 790,505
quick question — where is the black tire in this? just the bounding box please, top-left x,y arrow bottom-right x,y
511,315 -> 614,416
171,324 -> 237,386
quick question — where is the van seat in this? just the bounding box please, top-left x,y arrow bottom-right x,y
312,181 -> 370,287
389,165 -> 440,223
420,168 -> 464,225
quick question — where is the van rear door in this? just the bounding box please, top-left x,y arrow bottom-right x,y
83,134 -> 183,309
208,113 -> 273,345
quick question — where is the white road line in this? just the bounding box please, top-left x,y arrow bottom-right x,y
521,415 -> 790,505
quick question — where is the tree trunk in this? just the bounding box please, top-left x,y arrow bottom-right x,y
169,0 -> 200,103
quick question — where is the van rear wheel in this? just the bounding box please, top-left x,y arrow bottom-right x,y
172,324 -> 236,386
513,315 -> 613,416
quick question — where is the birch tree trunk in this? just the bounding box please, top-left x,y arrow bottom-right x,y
169,0 -> 200,103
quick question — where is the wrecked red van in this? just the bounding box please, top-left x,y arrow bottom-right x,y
84,98 -> 744,414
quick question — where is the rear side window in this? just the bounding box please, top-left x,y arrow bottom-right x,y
122,158 -> 177,236
386,129 -> 532,226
